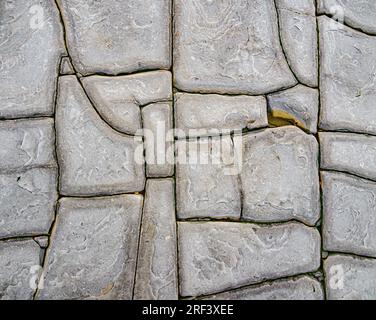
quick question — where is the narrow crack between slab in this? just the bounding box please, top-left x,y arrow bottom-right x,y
320,169 -> 376,184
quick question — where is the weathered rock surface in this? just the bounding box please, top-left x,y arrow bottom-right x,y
134,179 -> 178,300
0,119 -> 56,172
178,222 -> 321,297
319,17 -> 376,135
175,93 -> 268,137
322,172 -> 376,258
0,239 -> 41,300
317,0 -> 376,35
56,76 -> 145,196
38,195 -> 143,300
176,137 -> 241,220
142,103 -> 174,177
0,168 -> 58,239
320,132 -> 376,181
82,71 -> 172,135
205,276 -> 324,300
34,236 -> 49,249
57,0 -> 171,75
324,254 -> 376,300
241,126 -> 320,226
267,85 -> 319,133
276,0 -> 318,87
0,0 -> 65,118
173,0 -> 297,94
60,57 -> 75,75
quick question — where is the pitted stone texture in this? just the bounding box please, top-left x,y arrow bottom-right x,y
317,0 -> 376,35
320,132 -> 376,181
57,0 -> 171,75
267,85 -> 319,134
178,222 -> 321,297
276,0 -> 318,87
176,137 -> 241,220
0,119 -> 56,172
0,168 -> 58,239
175,93 -> 268,137
143,103 -> 174,177
56,76 -> 145,196
319,17 -> 376,135
60,57 -> 75,75
134,179 -> 178,300
0,0 -> 65,118
241,127 -> 320,226
0,239 -> 41,300
38,195 -> 143,300
322,172 -> 376,258
324,255 -> 376,300
204,276 -> 324,300
173,0 -> 297,94
82,71 -> 172,135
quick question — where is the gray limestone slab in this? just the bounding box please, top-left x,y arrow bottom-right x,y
57,0 -> 171,75
134,179 -> 178,300
173,0 -> 297,94
56,76 -> 145,196
60,57 -> 75,75
178,221 -> 321,297
37,195 -> 143,300
0,168 -> 58,239
241,126 -> 320,226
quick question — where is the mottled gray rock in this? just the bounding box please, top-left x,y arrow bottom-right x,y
0,0 -> 65,118
57,0 -> 171,75
142,102 -> 174,177
317,0 -> 376,35
178,222 -> 321,297
60,57 -> 75,75
56,76 -> 145,196
0,119 -> 56,172
276,0 -> 318,87
82,71 -> 172,135
38,195 -> 143,300
267,85 -> 319,134
34,236 -> 49,249
241,126 -> 320,226
320,132 -> 376,181
0,239 -> 41,300
134,179 -> 178,300
319,17 -> 376,135
324,254 -> 376,300
176,137 -> 241,220
173,0 -> 297,94
0,168 -> 58,239
322,172 -> 376,258
175,93 -> 268,137
204,276 -> 324,300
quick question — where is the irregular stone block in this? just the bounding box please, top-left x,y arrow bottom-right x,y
175,93 -> 268,137
241,126 -> 320,226
82,71 -> 172,135
176,137 -> 241,220
178,222 -> 321,297
134,179 -> 178,300
34,236 -> 49,249
204,276 -> 324,300
322,172 -> 376,258
56,76 -> 145,196
267,85 -> 319,134
0,119 -> 56,172
37,195 -> 143,300
0,168 -> 58,239
142,103 -> 174,177
317,0 -> 376,35
324,254 -> 376,300
320,132 -> 376,181
276,0 -> 318,87
60,57 -> 75,75
173,0 -> 297,94
318,17 -> 376,135
0,239 -> 41,300
57,0 -> 171,75
0,0 -> 65,118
